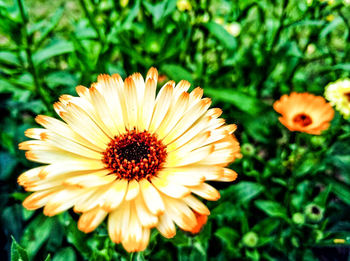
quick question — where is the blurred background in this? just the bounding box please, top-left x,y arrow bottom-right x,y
1,0 -> 350,260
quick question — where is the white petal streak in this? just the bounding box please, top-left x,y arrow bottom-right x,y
22,187 -> 61,210
25,149 -> 101,165
40,131 -> 102,159
59,102 -> 110,150
166,116 -> 211,150
38,161 -> 106,180
135,194 -> 158,228
94,75 -> 126,134
101,179 -> 128,211
108,201 -> 130,244
148,81 -> 174,133
151,176 -> 190,198
43,188 -> 85,216
140,78 -> 157,130
121,202 -> 146,252
125,180 -> 140,201
188,183 -> 220,201
156,169 -> 204,186
183,195 -> 210,215
89,86 -> 119,137
124,77 -> 139,130
35,115 -> 102,152
64,173 -> 115,188
165,144 -> 214,167
156,91 -> 189,139
167,131 -> 210,154
163,196 -> 197,232
162,98 -> 211,145
139,179 -> 165,215
156,212 -> 176,238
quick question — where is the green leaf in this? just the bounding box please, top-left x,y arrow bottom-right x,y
122,0 -> 141,29
205,22 -> 237,50
320,176 -> 350,205
222,182 -> 264,204
34,7 -> 64,47
52,247 -> 76,261
66,217 -> 91,259
255,200 -> 287,218
161,64 -> 193,83
11,236 -> 29,261
204,88 -> 267,116
320,17 -> 342,39
45,71 -> 78,89
0,51 -> 21,66
44,254 -> 51,261
252,218 -> 280,236
21,215 -> 56,258
314,185 -> 332,208
215,227 -> 240,255
33,40 -> 74,66
0,152 -> 17,180
333,64 -> 350,71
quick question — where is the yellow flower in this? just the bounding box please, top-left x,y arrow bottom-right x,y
177,0 -> 192,11
325,79 -> 350,119
18,67 -> 241,252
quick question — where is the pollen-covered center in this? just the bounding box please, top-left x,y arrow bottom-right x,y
102,130 -> 167,181
293,113 -> 312,127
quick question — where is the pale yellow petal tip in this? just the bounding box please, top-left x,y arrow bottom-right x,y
18,142 -> 27,150
162,228 -> 176,239
78,219 -> 97,234
35,115 -> 48,125
24,129 -> 36,138
22,199 -> 40,211
43,204 -> 60,217
147,67 -> 158,80
191,87 -> 204,99
59,94 -> 73,103
76,85 -> 89,96
25,151 -> 37,161
97,73 -> 111,82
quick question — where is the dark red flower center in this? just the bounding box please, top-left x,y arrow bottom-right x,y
102,130 -> 167,181
293,113 -> 312,127
344,92 -> 350,102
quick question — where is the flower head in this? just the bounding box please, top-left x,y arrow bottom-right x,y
18,67 -> 241,252
273,92 -> 334,135
325,78 -> 350,119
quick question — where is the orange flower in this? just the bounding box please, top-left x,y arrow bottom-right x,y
273,92 -> 334,135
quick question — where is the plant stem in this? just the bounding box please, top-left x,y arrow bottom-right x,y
79,0 -> 103,41
17,0 -> 52,111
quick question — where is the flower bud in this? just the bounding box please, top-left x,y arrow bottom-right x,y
241,143 -> 255,157
242,232 -> 259,248
305,203 -> 324,223
292,212 -> 305,225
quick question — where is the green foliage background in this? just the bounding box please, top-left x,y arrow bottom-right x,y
1,0 -> 350,260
